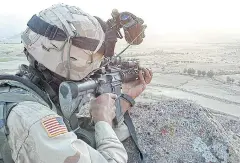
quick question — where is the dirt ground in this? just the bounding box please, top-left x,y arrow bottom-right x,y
1,42 -> 240,162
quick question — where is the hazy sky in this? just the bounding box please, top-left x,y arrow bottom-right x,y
1,0 -> 240,38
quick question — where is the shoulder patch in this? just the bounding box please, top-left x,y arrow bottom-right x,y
42,116 -> 68,138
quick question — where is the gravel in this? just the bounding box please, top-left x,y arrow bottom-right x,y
123,96 -> 240,163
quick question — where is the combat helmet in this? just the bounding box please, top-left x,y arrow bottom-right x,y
21,3 -> 105,81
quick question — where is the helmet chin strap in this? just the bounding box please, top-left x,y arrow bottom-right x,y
20,49 -> 65,105
66,36 -> 73,80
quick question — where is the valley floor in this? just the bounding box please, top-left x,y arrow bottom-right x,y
122,42 -> 240,117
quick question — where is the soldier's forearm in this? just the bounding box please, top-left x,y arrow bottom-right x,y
95,121 -> 128,163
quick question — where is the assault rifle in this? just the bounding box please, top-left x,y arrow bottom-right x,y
59,57 -> 141,127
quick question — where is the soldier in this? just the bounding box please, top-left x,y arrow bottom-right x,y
0,4 -> 152,163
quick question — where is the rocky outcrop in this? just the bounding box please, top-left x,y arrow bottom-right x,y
123,97 -> 240,163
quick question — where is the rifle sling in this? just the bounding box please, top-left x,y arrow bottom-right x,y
124,111 -> 145,162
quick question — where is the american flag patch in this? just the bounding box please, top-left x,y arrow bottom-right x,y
42,116 -> 68,138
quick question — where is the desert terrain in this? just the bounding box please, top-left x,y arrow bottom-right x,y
118,41 -> 240,116
118,41 -> 240,162
1,41 -> 240,162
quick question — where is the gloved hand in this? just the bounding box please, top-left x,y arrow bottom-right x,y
90,93 -> 117,126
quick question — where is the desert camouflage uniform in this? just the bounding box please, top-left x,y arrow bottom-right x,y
0,80 -> 129,163
0,4 -> 139,163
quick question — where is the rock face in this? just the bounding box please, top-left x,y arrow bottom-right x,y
123,97 -> 240,163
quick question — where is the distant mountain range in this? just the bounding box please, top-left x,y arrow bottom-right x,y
0,14 -> 27,43
0,33 -> 21,44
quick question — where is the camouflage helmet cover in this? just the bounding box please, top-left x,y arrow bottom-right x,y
21,4 -> 105,81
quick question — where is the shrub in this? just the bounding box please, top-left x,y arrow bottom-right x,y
207,70 -> 214,78
227,77 -> 235,83
202,71 -> 206,76
192,68 -> 196,74
183,68 -> 187,73
187,68 -> 192,75
227,76 -> 231,83
187,68 -> 196,75
197,70 -> 201,76
162,66 -> 165,71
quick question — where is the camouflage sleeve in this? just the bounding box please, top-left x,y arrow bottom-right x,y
7,101 -> 128,163
113,122 -> 131,142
